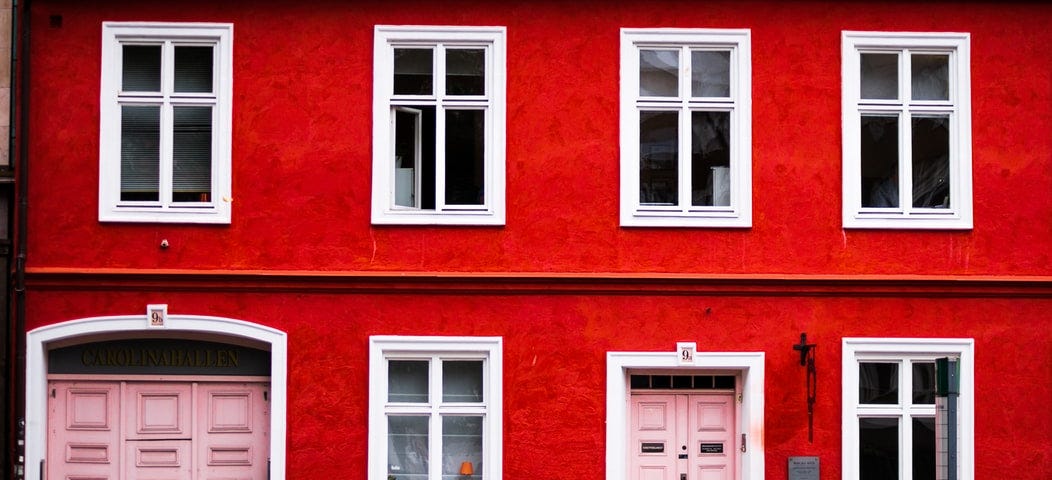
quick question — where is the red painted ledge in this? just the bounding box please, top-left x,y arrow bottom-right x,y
23,268 -> 1052,298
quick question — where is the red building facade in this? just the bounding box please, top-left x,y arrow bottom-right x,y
11,1 -> 1052,479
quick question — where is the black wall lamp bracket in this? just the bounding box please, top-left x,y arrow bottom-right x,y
793,332 -> 817,443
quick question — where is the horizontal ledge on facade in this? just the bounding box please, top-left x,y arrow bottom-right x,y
23,268 -> 1052,298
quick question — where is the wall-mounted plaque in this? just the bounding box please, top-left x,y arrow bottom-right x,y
700,443 -> 724,454
788,456 -> 819,480
641,442 -> 665,454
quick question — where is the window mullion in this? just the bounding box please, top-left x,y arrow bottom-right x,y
900,109 -> 913,213
435,46 -> 448,212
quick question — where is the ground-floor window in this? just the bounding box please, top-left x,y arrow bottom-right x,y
842,338 -> 974,480
368,336 -> 503,480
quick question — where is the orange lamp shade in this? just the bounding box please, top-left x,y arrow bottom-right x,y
459,461 -> 474,476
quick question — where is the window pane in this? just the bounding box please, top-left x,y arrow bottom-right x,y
859,362 -> 899,404
174,46 -> 214,93
442,416 -> 483,480
446,49 -> 485,96
912,362 -> 936,404
122,45 -> 161,92
395,48 -> 433,95
389,360 -> 429,403
443,361 -> 483,402
911,54 -> 949,101
444,110 -> 485,205
691,111 -> 730,207
172,106 -> 213,203
913,417 -> 936,480
640,49 -> 679,97
691,50 -> 730,97
120,105 -> 160,201
860,417 -> 899,480
388,416 -> 429,477
860,53 -> 898,100
639,111 -> 678,205
861,115 -> 899,208
912,116 -> 950,208
395,108 -> 422,208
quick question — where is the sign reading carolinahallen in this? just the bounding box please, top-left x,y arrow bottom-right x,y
48,338 -> 271,376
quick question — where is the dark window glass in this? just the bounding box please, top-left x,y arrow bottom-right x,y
860,417 -> 899,480
172,106 -> 212,202
388,360 -> 429,403
122,45 -> 161,92
912,116 -> 950,208
912,363 -> 936,404
630,375 -> 650,389
913,417 -> 936,480
174,46 -> 213,93
640,111 -> 678,205
672,375 -> 692,389
860,362 -> 899,404
394,48 -> 433,95
694,376 -> 714,389
446,49 -> 485,95
443,361 -> 483,403
714,376 -> 736,389
120,105 -> 160,201
444,110 -> 485,205
691,111 -> 731,207
651,375 -> 672,389
861,116 -> 900,208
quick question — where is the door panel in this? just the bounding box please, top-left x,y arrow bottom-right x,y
125,382 -> 193,440
124,439 -> 192,479
48,381 -> 121,480
198,383 -> 269,480
631,392 -> 737,480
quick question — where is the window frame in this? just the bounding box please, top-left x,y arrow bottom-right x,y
372,26 -> 507,225
619,28 -> 752,228
368,336 -> 503,480
842,338 -> 974,480
841,32 -> 972,229
98,22 -> 233,224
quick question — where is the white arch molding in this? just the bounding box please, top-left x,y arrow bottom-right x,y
25,314 -> 288,480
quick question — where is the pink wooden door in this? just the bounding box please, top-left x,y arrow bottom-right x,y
196,383 -> 269,480
48,380 -> 269,480
630,393 -> 738,480
48,381 -> 121,480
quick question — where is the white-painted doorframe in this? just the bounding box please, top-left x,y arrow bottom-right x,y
25,314 -> 288,480
606,351 -> 765,480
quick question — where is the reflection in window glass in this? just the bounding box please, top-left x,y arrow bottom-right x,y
389,360 -> 429,403
394,48 -> 433,95
911,54 -> 949,101
446,49 -> 485,95
860,53 -> 898,100
639,111 -> 678,205
861,115 -> 899,208
691,111 -> 730,207
691,50 -> 730,97
912,116 -> 950,208
443,361 -> 483,402
859,362 -> 899,404
388,416 -> 429,477
442,416 -> 483,480
860,417 -> 899,480
640,49 -> 679,97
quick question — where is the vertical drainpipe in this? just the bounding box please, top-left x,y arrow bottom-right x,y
11,0 -> 27,478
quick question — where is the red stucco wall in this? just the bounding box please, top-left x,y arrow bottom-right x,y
26,0 -> 1052,275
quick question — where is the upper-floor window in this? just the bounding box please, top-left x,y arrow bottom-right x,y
368,336 -> 503,480
842,32 -> 972,229
620,29 -> 752,227
372,26 -> 506,225
99,22 -> 233,223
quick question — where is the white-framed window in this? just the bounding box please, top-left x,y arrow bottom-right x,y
842,32 -> 972,229
99,22 -> 233,224
368,336 -> 502,480
620,29 -> 751,228
372,26 -> 506,225
842,338 -> 974,480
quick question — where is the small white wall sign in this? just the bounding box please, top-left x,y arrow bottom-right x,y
677,342 -> 696,365
147,304 -> 168,328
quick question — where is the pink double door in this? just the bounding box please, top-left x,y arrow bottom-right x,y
629,393 -> 738,480
47,380 -> 269,480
